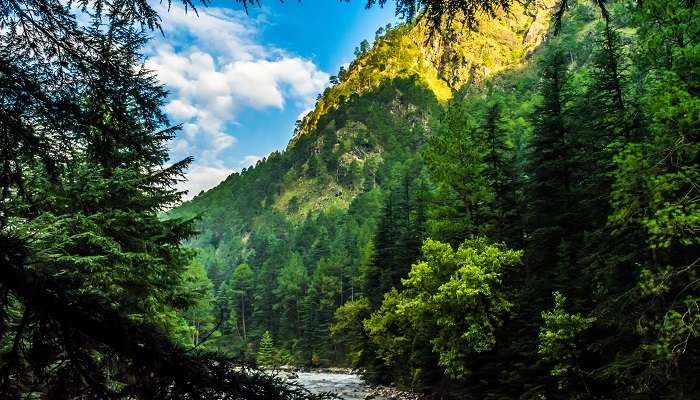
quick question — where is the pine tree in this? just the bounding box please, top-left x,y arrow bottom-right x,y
573,22 -> 632,232
480,99 -> 519,243
363,191 -> 399,306
257,331 -> 276,368
362,167 -> 425,306
273,252 -> 308,340
524,48 -> 578,290
299,289 -> 321,365
425,99 -> 489,243
182,262 -> 217,347
503,49 -> 583,393
231,264 -> 255,343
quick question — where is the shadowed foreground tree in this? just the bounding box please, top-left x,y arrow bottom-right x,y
0,0 -> 329,398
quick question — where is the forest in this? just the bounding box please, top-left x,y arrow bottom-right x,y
1,0 -> 699,399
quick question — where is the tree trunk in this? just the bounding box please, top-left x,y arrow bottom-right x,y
241,294 -> 247,342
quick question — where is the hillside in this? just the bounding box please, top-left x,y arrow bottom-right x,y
168,0 -> 572,360
172,3 -> 551,221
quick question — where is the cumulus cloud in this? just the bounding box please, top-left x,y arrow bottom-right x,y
240,154 -> 264,168
296,107 -> 314,122
164,99 -> 198,120
224,58 -> 328,109
146,4 -> 329,196
177,165 -> 236,201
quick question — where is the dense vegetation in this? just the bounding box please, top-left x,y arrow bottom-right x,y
172,0 -> 700,398
1,0 -> 698,398
171,0 -> 548,364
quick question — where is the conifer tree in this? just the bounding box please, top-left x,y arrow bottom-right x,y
362,167 -> 425,306
524,48 -> 578,290
480,99 -> 519,243
257,331 -> 276,368
363,191 -> 400,306
231,264 -> 255,342
273,252 -> 309,339
572,22 -> 633,231
425,100 -> 489,243
509,49 -> 584,387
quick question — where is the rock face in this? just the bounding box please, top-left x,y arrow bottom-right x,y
363,385 -> 423,400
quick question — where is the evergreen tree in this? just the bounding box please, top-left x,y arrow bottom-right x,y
363,192 -> 400,306
273,252 -> 309,340
425,100 -> 489,243
480,99 -> 519,243
363,167 -> 425,306
257,331 -> 276,368
182,262 -> 218,347
231,264 -> 254,343
572,22 -> 633,232
524,48 -> 578,293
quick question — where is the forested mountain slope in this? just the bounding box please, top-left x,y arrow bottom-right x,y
174,2 -> 550,221
169,2 -> 550,361
170,1 -> 700,398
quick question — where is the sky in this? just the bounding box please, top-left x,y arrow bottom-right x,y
144,0 -> 399,199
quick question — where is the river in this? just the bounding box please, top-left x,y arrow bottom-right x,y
293,372 -> 380,400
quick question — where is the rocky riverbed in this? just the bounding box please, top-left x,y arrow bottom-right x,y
290,371 -> 422,400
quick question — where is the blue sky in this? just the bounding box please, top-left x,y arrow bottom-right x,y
145,0 -> 399,198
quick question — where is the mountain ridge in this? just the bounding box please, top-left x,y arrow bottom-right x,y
289,2 -> 553,147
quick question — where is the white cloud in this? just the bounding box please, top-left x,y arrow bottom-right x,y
156,5 -> 266,62
147,4 -> 329,195
240,154 -> 264,168
296,107 -> 314,122
178,165 -> 236,201
164,99 -> 198,120
224,58 -> 329,109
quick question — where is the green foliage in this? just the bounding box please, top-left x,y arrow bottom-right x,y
602,4 -> 700,392
9,0 -> 669,398
257,331 -> 276,368
538,292 -> 596,386
181,262 -> 218,347
425,93 -> 525,245
365,238 -> 521,380
0,0 -> 329,397
331,298 -> 373,367
425,104 -> 488,241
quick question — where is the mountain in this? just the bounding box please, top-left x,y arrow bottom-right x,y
172,3 -> 552,221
